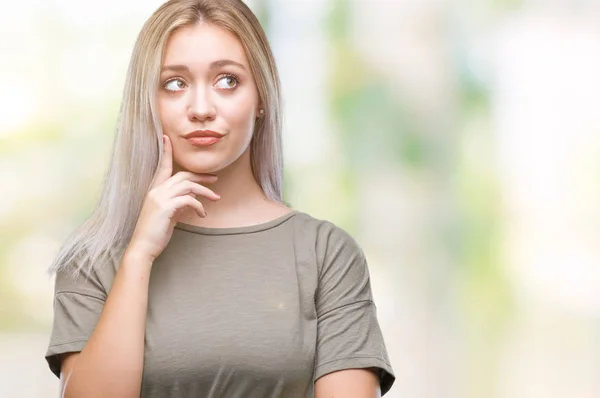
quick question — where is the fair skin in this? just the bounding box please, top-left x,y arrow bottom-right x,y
58,22 -> 381,397
157,22 -> 289,227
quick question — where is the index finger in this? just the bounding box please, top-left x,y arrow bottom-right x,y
153,135 -> 173,186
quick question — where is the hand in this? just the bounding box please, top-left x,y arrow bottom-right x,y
127,135 -> 220,261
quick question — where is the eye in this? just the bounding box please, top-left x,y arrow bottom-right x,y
215,74 -> 239,90
163,78 -> 186,92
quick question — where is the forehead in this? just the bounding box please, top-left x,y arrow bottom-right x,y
162,23 -> 248,68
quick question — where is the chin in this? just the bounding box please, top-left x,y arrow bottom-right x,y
175,145 -> 249,175
182,161 -> 223,174
178,156 -> 234,174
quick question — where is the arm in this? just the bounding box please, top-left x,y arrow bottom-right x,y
59,249 -> 153,398
315,368 -> 382,398
54,136 -> 219,397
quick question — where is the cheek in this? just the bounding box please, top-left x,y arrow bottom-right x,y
157,97 -> 182,131
221,95 -> 257,132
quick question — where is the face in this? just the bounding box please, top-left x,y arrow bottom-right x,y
157,23 -> 261,174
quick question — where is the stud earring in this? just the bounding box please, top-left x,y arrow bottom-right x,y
259,109 -> 265,116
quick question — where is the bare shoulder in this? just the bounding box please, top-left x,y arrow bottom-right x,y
265,202 -> 294,217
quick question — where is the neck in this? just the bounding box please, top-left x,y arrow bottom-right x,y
174,148 -> 287,227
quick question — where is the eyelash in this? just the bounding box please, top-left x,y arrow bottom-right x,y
162,73 -> 240,92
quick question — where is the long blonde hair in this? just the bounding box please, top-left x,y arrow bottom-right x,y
49,0 -> 283,275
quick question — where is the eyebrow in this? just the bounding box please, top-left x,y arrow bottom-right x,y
161,59 -> 247,73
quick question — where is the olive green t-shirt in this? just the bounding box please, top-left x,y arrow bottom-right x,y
45,210 -> 395,397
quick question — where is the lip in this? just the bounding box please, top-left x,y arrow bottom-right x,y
186,136 -> 221,146
183,129 -> 224,139
183,129 -> 224,147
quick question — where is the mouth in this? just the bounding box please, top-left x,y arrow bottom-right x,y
183,129 -> 224,147
185,136 -> 221,146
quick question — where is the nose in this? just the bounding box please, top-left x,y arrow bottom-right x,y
187,85 -> 216,122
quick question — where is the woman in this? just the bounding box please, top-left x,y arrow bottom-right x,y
44,0 -> 395,396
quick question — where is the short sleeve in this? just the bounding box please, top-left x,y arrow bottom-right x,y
313,223 -> 396,395
44,255 -> 110,378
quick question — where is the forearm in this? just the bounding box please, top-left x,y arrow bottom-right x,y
64,249 -> 153,398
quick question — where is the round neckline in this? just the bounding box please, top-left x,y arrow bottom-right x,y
174,210 -> 300,236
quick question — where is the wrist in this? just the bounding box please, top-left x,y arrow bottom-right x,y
123,245 -> 155,267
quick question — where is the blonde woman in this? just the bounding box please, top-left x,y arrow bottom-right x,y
44,0 -> 395,396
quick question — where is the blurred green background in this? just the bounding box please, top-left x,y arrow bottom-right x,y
2,0 -> 600,397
